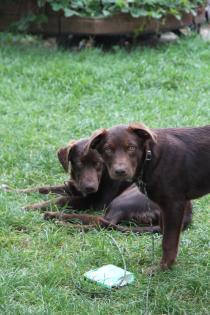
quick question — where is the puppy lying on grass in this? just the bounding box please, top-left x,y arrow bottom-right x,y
3,138 -> 192,234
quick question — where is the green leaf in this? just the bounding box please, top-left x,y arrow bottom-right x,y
44,0 -> 206,20
51,3 -> 64,11
102,9 -> 111,17
150,11 -> 163,19
64,8 -> 79,17
130,8 -> 148,18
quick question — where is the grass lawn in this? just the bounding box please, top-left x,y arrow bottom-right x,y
0,34 -> 210,315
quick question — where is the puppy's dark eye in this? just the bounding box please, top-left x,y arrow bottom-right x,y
128,145 -> 136,152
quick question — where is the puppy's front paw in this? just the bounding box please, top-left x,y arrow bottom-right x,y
160,258 -> 175,271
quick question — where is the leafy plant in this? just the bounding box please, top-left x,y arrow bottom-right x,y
0,0 -> 206,33
9,14 -> 48,33
38,0 -> 206,19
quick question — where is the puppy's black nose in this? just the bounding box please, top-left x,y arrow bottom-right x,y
84,185 -> 97,194
115,168 -> 126,176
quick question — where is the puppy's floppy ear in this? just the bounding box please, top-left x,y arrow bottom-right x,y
128,123 -> 157,143
57,140 -> 77,172
84,128 -> 107,154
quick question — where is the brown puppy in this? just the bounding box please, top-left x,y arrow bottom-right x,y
85,124 -> 210,269
16,138 -> 162,232
12,138 -> 192,234
45,138 -> 192,232
49,138 -> 162,229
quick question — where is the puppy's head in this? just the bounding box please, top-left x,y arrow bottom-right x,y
58,139 -> 104,196
85,123 -> 156,181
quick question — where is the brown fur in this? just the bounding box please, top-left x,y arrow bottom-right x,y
85,123 -> 210,269
49,138 -> 192,232
15,138 -> 192,234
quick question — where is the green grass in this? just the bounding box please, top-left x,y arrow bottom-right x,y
0,34 -> 210,315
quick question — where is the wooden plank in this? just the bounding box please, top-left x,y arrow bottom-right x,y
61,15 -> 155,35
60,13 -> 194,35
159,14 -> 193,32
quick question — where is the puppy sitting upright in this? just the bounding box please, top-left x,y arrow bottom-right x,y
85,123 -> 210,269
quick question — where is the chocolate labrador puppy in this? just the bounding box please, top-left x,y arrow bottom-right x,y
9,139 -> 161,232
45,138 -> 162,231
85,123 -> 210,269
11,138 -> 192,233
50,138 -> 191,232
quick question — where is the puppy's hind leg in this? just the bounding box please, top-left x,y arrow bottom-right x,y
44,212 -> 104,225
23,196 -> 70,211
2,184 -> 67,195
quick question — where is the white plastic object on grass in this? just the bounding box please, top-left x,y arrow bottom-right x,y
84,264 -> 134,289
